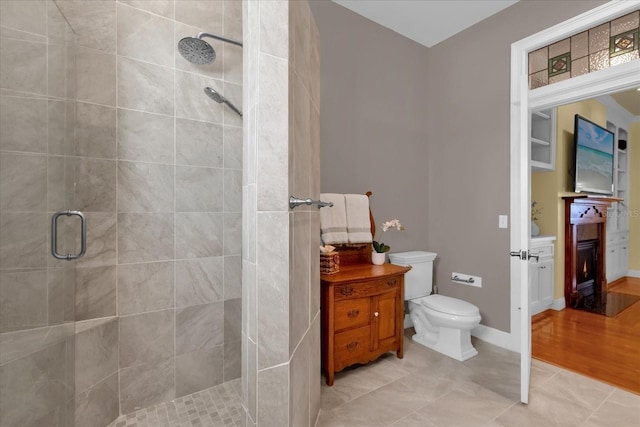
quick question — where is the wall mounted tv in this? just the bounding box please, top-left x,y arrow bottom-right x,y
573,114 -> 614,196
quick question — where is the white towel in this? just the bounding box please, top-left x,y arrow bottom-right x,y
345,194 -> 373,244
319,193 -> 348,245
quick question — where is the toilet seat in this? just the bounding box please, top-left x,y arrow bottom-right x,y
417,294 -> 479,317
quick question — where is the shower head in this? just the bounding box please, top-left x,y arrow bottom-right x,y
178,36 -> 216,64
204,87 -> 225,103
204,87 -> 243,117
178,32 -> 243,65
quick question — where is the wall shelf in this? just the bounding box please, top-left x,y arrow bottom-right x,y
531,108 -> 556,171
531,137 -> 550,146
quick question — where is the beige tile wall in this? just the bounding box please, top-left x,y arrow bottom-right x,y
0,1 -> 242,426
243,0 -> 320,425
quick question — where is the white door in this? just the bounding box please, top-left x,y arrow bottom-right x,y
511,1 -> 640,405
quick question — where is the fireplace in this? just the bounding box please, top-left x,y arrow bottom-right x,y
575,239 -> 598,307
563,196 -> 620,311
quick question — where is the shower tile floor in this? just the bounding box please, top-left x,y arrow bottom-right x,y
108,379 -> 242,427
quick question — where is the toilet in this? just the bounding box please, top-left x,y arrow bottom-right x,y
388,251 -> 481,362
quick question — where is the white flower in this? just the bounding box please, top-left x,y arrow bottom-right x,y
381,219 -> 404,232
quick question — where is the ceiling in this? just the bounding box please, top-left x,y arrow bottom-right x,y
332,0 -> 520,48
611,89 -> 640,116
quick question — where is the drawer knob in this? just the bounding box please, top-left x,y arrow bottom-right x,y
387,279 -> 397,286
374,311 -> 379,317
340,287 -> 354,296
347,309 -> 360,318
346,341 -> 359,351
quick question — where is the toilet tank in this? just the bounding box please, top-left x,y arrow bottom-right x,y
388,251 -> 437,301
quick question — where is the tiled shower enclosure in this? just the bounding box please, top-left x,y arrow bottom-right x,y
0,1 -> 243,426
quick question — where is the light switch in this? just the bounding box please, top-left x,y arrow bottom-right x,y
499,215 -> 508,229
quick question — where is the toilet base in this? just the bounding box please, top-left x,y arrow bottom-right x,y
412,326 -> 478,362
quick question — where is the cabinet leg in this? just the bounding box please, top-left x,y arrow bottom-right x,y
326,372 -> 334,386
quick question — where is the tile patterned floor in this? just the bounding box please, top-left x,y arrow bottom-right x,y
108,379 -> 242,427
106,332 -> 640,427
316,332 -> 640,427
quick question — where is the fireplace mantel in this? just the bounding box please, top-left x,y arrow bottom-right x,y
563,196 -> 623,224
562,196 -> 622,308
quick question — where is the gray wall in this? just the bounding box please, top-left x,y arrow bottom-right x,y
309,0 -> 430,254
312,0 -> 606,332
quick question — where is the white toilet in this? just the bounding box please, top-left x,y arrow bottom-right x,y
388,251 -> 481,362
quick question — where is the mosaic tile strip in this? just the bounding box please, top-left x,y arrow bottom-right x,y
529,10 -> 640,89
108,379 -> 242,427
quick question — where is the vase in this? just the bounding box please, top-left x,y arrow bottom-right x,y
371,252 -> 386,265
531,221 -> 540,237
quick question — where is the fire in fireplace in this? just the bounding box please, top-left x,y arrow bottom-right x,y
576,239 -> 598,305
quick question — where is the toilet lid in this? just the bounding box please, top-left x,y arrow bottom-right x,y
420,294 -> 479,316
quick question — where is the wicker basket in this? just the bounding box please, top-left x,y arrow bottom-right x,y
320,252 -> 340,274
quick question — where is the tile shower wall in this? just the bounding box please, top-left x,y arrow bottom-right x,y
1,1 -> 242,426
0,1 -> 77,425
243,0 -> 320,425
529,9 -> 639,89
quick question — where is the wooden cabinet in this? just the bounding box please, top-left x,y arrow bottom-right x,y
531,108 -> 556,171
529,236 -> 555,315
321,264 -> 410,386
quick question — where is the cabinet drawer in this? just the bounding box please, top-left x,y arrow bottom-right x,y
532,245 -> 553,257
334,325 -> 370,363
334,276 -> 401,301
335,298 -> 370,332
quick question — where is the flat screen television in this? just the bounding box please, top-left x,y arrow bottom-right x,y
573,114 -> 614,196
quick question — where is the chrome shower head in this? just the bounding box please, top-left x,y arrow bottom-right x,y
178,36 -> 216,64
204,87 -> 243,117
177,32 -> 243,65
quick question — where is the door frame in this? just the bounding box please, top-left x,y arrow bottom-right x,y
510,0 -> 640,404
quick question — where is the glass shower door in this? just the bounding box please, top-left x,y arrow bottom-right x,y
0,2 -> 78,425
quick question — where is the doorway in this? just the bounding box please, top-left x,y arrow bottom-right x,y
510,0 -> 640,404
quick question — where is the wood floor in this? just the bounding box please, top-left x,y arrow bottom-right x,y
532,277 -> 640,395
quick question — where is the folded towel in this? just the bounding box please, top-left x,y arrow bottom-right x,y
345,194 -> 373,244
319,193 -> 348,245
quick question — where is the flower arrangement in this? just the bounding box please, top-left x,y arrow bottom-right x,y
372,219 -> 405,253
531,201 -> 543,222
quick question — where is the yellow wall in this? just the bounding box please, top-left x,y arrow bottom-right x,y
531,100 -> 607,299
630,122 -> 640,272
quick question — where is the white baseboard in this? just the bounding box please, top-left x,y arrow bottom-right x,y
551,297 -> 565,310
471,324 -> 513,352
628,270 -> 640,278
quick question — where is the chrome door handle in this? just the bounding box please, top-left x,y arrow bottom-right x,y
510,250 -> 528,260
51,210 -> 86,260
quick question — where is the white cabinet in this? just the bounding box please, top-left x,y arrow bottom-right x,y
531,108 -> 556,171
605,113 -> 630,282
529,236 -> 556,315
606,232 -> 629,283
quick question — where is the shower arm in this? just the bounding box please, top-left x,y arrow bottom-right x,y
197,32 -> 243,47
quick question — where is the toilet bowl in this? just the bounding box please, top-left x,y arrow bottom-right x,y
388,251 -> 481,362
408,294 -> 481,361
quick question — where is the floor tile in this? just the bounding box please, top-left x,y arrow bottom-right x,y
108,379 -> 242,427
